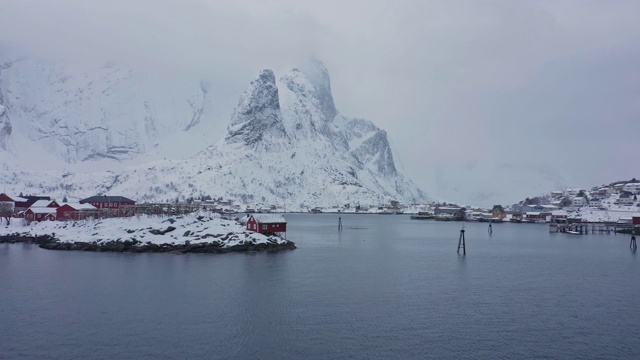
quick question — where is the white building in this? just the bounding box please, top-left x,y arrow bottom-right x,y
551,191 -> 563,199
572,197 -> 587,207
564,188 -> 580,197
597,187 -> 614,196
623,183 -> 640,194
589,198 -> 602,207
540,204 -> 559,212
616,194 -> 635,205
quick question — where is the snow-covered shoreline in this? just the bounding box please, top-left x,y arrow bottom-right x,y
0,213 -> 295,254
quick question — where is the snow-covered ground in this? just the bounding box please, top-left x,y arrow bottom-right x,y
0,213 -> 289,248
572,207 -> 639,223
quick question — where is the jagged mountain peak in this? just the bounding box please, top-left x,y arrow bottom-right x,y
225,69 -> 288,149
208,63 -> 425,205
298,59 -> 337,122
279,64 -> 337,123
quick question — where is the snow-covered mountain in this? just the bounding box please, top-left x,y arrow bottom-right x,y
0,54 -> 216,166
0,54 -> 427,209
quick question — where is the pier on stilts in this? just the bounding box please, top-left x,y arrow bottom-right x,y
552,222 -> 620,235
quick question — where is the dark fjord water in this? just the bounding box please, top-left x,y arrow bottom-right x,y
1,214 -> 639,360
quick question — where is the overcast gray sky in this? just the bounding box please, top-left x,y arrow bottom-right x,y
1,0 -> 639,206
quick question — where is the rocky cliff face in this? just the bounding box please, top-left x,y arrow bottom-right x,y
225,69 -> 288,150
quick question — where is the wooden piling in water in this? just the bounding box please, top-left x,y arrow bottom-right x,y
457,229 -> 466,255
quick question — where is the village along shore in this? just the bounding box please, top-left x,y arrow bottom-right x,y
0,213 -> 295,254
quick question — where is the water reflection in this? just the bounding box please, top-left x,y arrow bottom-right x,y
457,254 -> 466,270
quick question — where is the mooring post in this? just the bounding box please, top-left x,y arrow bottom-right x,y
457,229 -> 466,255
338,217 -> 342,231
631,235 -> 637,250
488,223 -> 493,235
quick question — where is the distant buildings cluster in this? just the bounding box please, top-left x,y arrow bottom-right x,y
0,194 -> 136,223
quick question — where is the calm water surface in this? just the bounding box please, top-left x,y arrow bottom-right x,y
1,214 -> 639,359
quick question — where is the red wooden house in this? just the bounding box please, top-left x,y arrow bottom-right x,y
550,211 -> 568,224
79,195 -> 136,217
24,208 -> 57,222
0,193 -> 28,214
246,214 -> 287,235
0,193 -> 27,202
524,212 -> 549,223
80,195 -> 135,209
56,203 -> 98,221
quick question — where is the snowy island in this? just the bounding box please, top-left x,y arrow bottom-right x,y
0,213 -> 295,254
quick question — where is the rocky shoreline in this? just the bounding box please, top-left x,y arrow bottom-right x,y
0,234 -> 297,254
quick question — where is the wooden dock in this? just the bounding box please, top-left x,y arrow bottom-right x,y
551,222 -> 637,235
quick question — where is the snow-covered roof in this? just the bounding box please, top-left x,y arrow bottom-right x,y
551,211 -> 568,216
27,207 -> 57,214
62,202 -> 97,210
250,214 -> 286,224
31,199 -> 55,208
3,194 -> 28,202
525,212 -> 541,215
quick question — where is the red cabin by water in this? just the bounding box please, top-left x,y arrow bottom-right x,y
246,214 -> 287,235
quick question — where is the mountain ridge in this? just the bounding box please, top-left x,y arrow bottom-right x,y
0,55 -> 428,208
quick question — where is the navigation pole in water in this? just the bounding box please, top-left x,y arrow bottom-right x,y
457,225 -> 466,255
338,217 -> 343,231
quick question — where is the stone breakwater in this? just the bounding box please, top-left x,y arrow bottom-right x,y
0,234 -> 296,254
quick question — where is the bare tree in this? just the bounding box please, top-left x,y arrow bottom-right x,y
0,201 -> 15,225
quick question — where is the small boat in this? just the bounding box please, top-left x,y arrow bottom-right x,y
566,230 -> 580,235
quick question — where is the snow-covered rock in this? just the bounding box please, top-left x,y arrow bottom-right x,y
0,213 -> 294,253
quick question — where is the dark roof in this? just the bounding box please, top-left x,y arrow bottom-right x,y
79,195 -> 135,203
24,196 -> 51,202
492,205 -> 505,212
